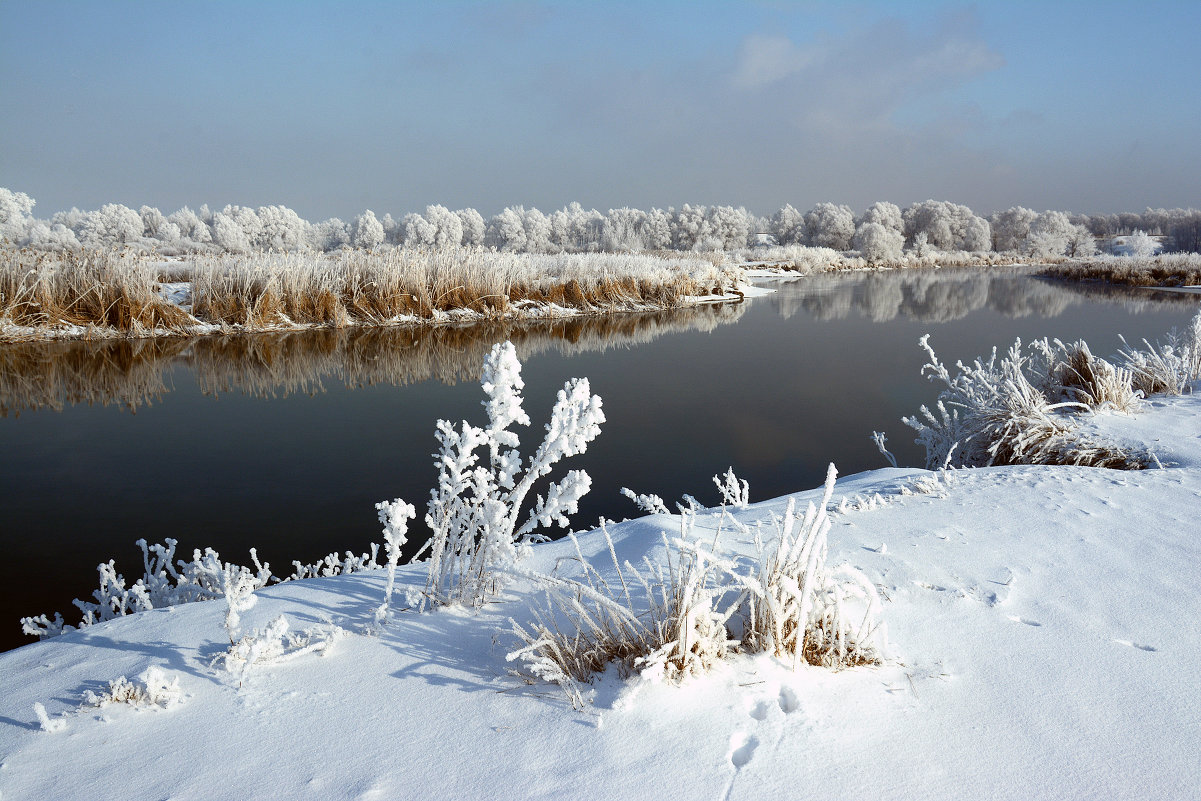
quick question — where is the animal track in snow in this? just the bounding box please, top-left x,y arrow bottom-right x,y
748,700 -> 770,721
1006,615 -> 1042,627
1115,639 -> 1158,652
728,732 -> 759,769
913,581 -> 946,592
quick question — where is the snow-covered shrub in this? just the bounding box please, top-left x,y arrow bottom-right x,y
903,335 -> 1155,470
287,545 -> 382,580
713,467 -> 750,509
1125,229 -> 1159,258
20,538 -> 274,639
82,665 -> 187,710
375,499 -> 416,624
389,340 -> 605,609
219,615 -> 345,687
736,465 -> 884,669
1117,307 -> 1201,396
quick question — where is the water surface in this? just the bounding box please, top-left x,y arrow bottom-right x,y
2,268 -> 1196,651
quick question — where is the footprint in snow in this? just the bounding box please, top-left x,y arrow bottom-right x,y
1115,639 -> 1158,652
1006,615 -> 1042,627
728,732 -> 759,769
913,581 -> 946,592
748,699 -> 770,721
778,686 -> 800,714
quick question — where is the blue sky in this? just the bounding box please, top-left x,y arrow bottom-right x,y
1,1 -> 1198,220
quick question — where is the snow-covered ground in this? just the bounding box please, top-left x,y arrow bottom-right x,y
2,381 -> 1199,799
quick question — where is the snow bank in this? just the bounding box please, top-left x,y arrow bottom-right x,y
3,386 -> 1200,798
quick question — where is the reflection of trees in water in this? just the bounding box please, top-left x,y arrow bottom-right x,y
0,303 -> 745,416
776,268 -> 1196,324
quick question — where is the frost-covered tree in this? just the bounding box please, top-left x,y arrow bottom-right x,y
602,207 -> 647,252
256,205 -> 308,251
642,208 -> 673,250
858,201 -> 903,234
76,203 -> 145,248
0,188 -> 36,242
1025,211 -> 1075,258
770,204 -> 805,245
456,208 -> 486,247
549,202 -> 603,252
522,207 -> 553,253
1066,225 -> 1097,257
350,210 -> 385,249
854,222 -> 904,263
403,211 -> 437,247
211,212 -> 253,253
139,206 -> 181,245
486,207 -> 528,252
212,205 -> 263,252
706,205 -> 752,250
425,205 -> 464,248
672,204 -> 712,251
23,221 -> 80,250
990,206 -> 1038,252
167,206 -> 213,245
310,218 -> 350,251
903,200 -> 990,252
804,203 -> 855,250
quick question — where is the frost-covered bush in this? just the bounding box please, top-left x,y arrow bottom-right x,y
382,341 -> 605,609
903,334 -> 1158,470
82,665 -> 187,710
1125,230 -> 1159,258
20,538 -> 274,640
1117,307 -> 1201,396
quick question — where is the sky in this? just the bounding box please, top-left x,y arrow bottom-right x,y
1,0 -> 1198,221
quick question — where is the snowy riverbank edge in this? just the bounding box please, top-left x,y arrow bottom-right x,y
2,389 -> 1199,799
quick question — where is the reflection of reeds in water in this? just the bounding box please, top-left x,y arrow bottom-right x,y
0,302 -> 745,415
775,268 -> 1197,324
0,337 -> 190,416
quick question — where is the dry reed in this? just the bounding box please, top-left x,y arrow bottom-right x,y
1,245 -> 742,342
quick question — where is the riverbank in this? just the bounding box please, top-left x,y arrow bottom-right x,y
2,375 -> 1198,799
0,246 -> 748,343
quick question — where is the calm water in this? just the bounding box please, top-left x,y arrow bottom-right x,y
2,268 -> 1196,652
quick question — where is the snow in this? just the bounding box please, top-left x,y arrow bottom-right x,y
3,393 -> 1201,799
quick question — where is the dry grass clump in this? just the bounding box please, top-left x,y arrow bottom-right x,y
1,245 -> 742,341
0,248 -> 198,337
509,466 -> 884,709
1042,254 -> 1201,287
902,313 -> 1201,470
